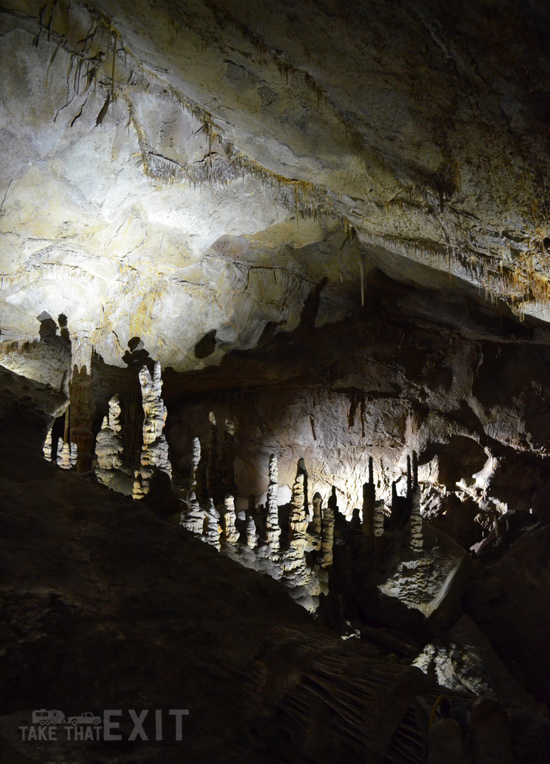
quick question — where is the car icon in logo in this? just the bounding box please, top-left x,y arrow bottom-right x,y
67,712 -> 102,726
32,709 -> 65,725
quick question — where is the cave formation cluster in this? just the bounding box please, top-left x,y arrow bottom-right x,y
3,0 -> 550,762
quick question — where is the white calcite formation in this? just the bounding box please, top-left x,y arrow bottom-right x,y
265,454 -> 281,552
133,362 -> 171,499
43,425 -> 53,461
222,495 -> 240,546
56,437 -> 72,470
95,394 -> 125,489
283,474 -> 308,576
246,516 -> 258,549
190,437 -> 201,491
181,490 -> 205,535
203,514 -> 222,552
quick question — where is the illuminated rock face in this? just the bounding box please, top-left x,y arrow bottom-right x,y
2,0 -> 550,390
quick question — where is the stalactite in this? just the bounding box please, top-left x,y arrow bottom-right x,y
266,454 -> 281,551
223,494 -> 240,545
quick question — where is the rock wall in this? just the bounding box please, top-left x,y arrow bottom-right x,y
167,282 -> 550,539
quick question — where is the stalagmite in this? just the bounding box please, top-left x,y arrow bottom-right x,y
206,411 -> 219,500
265,454 -> 281,550
180,490 -> 205,534
69,364 -> 95,473
43,425 -> 53,461
190,436 -> 201,490
246,515 -> 258,549
222,419 -> 236,494
374,500 -> 385,537
410,452 -> 422,552
95,394 -> 124,488
320,497 -> 335,569
56,437 -> 72,470
311,491 -> 323,544
203,514 -> 222,551
223,494 -> 240,545
70,442 -> 78,468
133,361 -> 171,499
283,473 -> 309,580
362,456 -> 376,538
297,456 -> 309,518
409,485 -> 423,552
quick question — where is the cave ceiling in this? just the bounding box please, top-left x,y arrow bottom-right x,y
1,0 -> 550,376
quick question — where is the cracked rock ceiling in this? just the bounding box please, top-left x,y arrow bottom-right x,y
1,0 -> 550,373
